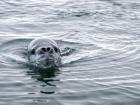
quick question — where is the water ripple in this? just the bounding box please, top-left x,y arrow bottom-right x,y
0,0 -> 140,105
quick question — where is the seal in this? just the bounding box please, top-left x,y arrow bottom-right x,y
27,38 -> 61,68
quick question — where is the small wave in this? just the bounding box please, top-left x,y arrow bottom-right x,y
0,38 -> 31,67
56,10 -> 92,18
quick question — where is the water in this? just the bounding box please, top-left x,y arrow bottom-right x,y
0,0 -> 140,105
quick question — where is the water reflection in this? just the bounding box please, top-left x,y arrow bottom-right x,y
27,66 -> 60,94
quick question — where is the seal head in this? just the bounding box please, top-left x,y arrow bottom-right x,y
27,38 -> 61,68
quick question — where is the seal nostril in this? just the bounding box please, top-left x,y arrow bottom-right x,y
40,47 -> 52,54
41,48 -> 46,52
47,47 -> 51,52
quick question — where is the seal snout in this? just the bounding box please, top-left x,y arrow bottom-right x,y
40,47 -> 54,54
39,47 -> 56,62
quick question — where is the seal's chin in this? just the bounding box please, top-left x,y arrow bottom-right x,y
34,55 -> 61,69
28,53 -> 61,69
34,62 -> 55,69
35,59 -> 56,68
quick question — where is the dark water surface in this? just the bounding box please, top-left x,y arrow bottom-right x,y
0,0 -> 140,105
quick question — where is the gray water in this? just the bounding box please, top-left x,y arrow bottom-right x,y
0,0 -> 140,105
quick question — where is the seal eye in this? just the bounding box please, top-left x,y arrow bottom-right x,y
31,49 -> 35,54
54,47 -> 59,53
